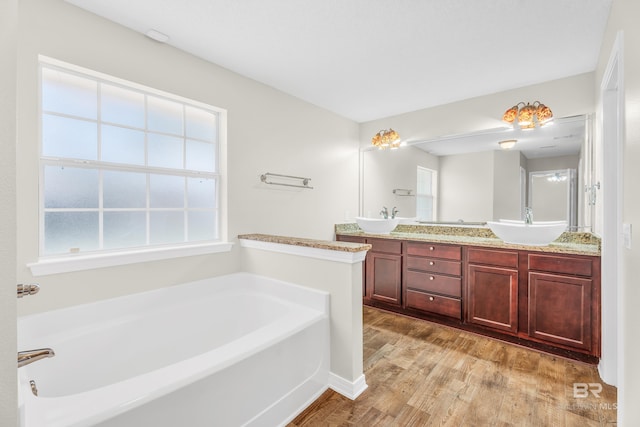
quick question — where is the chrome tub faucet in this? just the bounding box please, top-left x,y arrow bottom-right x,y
18,348 -> 55,368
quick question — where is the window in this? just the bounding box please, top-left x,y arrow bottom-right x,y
39,58 -> 226,260
416,166 -> 437,221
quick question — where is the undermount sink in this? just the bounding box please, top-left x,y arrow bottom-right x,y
356,217 -> 400,234
487,220 -> 567,246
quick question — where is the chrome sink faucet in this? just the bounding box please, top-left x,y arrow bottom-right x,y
380,206 -> 389,219
391,207 -> 399,219
18,348 -> 55,368
525,207 -> 533,225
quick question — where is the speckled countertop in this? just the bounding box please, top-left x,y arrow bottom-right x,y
335,223 -> 601,256
238,233 -> 372,253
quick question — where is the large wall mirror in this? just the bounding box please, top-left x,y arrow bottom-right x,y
360,114 -> 593,231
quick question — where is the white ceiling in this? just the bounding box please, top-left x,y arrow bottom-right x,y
65,0 -> 612,124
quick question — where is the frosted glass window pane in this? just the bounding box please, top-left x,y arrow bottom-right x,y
187,177 -> 216,208
150,174 -> 184,208
101,84 -> 145,128
103,211 -> 146,249
104,170 -> 146,208
101,125 -> 145,165
188,211 -> 217,241
150,211 -> 184,245
186,140 -> 215,172
44,166 -> 98,208
417,168 -> 433,195
42,68 -> 97,119
185,106 -> 217,142
148,133 -> 183,169
44,212 -> 99,255
42,114 -> 97,160
148,96 -> 183,135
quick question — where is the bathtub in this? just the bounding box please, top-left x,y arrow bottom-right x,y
18,272 -> 330,427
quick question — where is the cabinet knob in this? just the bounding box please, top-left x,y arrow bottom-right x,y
429,261 -> 435,266
429,246 -> 435,251
429,296 -> 435,301
429,276 -> 435,281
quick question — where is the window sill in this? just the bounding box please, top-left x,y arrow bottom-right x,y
27,242 -> 234,276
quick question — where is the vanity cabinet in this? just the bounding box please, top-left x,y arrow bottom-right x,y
366,238 -> 403,306
527,253 -> 599,353
337,235 -> 403,306
404,242 -> 462,319
466,248 -> 519,334
335,232 -> 601,360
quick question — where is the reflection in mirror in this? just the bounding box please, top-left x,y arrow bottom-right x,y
529,169 -> 577,227
360,115 -> 593,230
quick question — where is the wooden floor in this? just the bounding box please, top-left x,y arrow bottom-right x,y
289,306 -> 617,426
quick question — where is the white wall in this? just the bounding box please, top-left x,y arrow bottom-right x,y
362,146 -> 438,219
15,0 -> 360,316
438,151 -> 494,222
595,0 -> 640,424
0,0 -> 18,425
493,150 -> 522,220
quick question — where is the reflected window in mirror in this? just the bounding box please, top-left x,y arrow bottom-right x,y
417,166 -> 437,221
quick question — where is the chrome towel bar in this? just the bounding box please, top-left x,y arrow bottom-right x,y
260,172 -> 313,189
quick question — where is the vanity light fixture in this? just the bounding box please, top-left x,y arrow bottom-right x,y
498,139 -> 517,150
502,101 -> 553,130
371,128 -> 401,149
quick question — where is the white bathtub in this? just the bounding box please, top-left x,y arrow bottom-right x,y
18,272 -> 330,427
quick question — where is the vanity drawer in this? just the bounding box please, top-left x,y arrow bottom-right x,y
406,290 -> 461,319
406,256 -> 461,276
528,253 -> 593,277
406,242 -> 461,260
406,270 -> 461,298
468,248 -> 519,268
368,238 -> 402,254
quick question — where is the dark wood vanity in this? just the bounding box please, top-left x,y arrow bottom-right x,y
337,230 -> 601,362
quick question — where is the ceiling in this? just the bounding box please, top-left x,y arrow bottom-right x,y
66,0 -> 612,124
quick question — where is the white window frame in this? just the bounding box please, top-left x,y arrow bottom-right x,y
28,56 -> 230,276
416,166 -> 438,221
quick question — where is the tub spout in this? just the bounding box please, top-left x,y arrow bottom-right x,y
18,348 -> 55,368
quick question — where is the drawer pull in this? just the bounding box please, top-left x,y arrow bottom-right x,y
429,276 -> 434,281
429,296 -> 435,301
430,246 -> 435,251
429,261 -> 435,266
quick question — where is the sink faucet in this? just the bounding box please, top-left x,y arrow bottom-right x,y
391,207 -> 399,219
18,348 -> 55,368
380,206 -> 389,219
525,207 -> 533,225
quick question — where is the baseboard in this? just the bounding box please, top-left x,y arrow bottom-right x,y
328,372 -> 368,400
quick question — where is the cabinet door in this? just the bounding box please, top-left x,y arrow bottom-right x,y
466,264 -> 518,334
366,252 -> 402,305
529,272 -> 592,351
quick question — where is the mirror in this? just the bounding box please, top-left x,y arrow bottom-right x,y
360,115 -> 593,230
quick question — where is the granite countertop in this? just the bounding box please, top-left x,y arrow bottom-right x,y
238,233 -> 372,253
335,223 -> 601,256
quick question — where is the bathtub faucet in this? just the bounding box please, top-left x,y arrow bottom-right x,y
18,348 -> 55,368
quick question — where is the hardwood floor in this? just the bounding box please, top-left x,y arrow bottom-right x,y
289,306 -> 617,426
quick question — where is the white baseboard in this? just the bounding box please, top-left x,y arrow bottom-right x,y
328,372 -> 368,400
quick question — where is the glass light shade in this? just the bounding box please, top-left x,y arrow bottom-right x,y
371,129 -> 400,149
502,105 -> 519,124
517,104 -> 536,126
536,103 -> 553,124
498,139 -> 517,150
